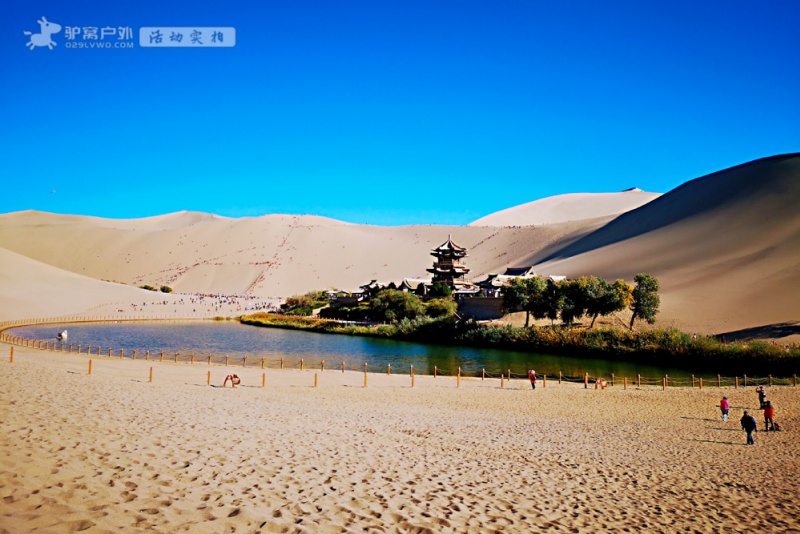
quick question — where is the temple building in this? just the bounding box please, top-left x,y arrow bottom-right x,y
426,236 -> 480,297
427,235 -> 469,286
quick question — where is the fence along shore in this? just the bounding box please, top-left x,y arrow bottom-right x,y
1,317 -> 798,389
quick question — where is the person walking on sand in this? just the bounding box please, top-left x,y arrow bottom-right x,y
528,369 -> 537,390
764,401 -> 775,431
741,410 -> 758,445
720,396 -> 730,422
756,386 -> 767,409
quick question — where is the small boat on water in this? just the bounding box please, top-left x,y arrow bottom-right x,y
56,330 -> 68,341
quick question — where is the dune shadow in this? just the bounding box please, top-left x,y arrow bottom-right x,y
680,417 -> 716,422
716,322 -> 800,342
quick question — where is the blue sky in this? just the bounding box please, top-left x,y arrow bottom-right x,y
2,1 -> 798,225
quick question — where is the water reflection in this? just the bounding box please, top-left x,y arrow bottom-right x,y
10,321 -> 703,379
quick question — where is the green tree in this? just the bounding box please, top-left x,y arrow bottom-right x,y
581,277 -> 633,328
629,273 -> 660,329
501,276 -> 548,327
160,285 -> 173,293
425,297 -> 457,319
371,289 -> 426,323
542,280 -> 565,326
560,278 -> 587,325
429,281 -> 453,298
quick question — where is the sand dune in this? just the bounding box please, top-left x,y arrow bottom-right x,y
1,154 -> 799,338
0,211 -> 601,302
470,189 -> 660,227
525,154 -> 800,336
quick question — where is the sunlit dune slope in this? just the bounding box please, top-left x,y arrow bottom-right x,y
470,189 -> 660,227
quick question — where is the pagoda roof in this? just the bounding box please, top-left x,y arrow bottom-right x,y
431,235 -> 467,254
503,266 -> 537,277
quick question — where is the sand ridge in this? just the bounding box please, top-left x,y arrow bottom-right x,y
1,346 -> 799,532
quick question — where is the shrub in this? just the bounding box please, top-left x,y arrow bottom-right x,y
160,286 -> 173,293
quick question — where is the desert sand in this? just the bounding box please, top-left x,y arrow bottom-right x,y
469,189 -> 660,227
2,344 -> 799,533
1,155 -> 799,340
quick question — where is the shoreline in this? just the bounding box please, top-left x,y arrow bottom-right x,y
4,315 -> 800,384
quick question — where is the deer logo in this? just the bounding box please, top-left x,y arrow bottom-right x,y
24,17 -> 62,50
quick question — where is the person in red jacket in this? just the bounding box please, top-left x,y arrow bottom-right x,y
764,401 -> 775,431
719,396 -> 730,422
528,370 -> 537,390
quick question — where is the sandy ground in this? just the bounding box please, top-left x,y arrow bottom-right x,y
2,342 -> 799,533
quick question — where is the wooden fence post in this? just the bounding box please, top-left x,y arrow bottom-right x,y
160,351 -> 164,362
769,375 -> 772,387
543,374 -> 546,388
262,373 -> 265,388
108,348 -> 112,357
559,371 -> 562,384
457,367 -> 461,388
175,352 -> 178,364
481,368 -> 484,380
363,363 -> 368,388
699,377 -> 703,390
208,355 -> 212,365
735,376 -> 739,389
225,355 -> 229,366
411,372 -> 415,388
314,373 -> 318,388
207,371 -> 211,385
280,357 -> 284,370
434,366 -> 438,378
243,356 -> 247,368
387,364 -> 391,375
584,373 -> 589,389
743,374 -> 747,387
501,373 -> 504,389
691,375 -> 695,388
321,360 -> 325,372
662,376 -> 666,390
261,357 -> 265,369
300,359 -> 304,371
191,353 -> 194,364
665,374 -> 669,388
341,361 -> 345,373
610,373 -> 615,387
133,350 -> 137,360
149,367 -> 153,383
623,376 -> 627,390
88,359 -> 92,375
9,347 -> 13,363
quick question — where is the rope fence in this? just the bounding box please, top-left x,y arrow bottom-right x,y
2,318 -> 799,389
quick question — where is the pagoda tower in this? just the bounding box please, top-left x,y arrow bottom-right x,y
427,235 -> 470,287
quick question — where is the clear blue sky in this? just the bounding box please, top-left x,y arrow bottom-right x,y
2,1 -> 798,225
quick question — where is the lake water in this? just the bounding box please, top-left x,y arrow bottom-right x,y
9,321 -> 703,381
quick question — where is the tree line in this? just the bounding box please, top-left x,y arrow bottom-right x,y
502,273 -> 660,329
